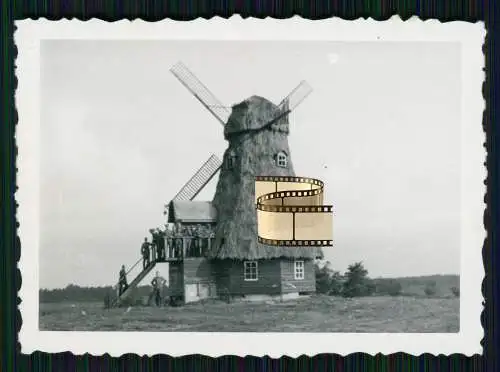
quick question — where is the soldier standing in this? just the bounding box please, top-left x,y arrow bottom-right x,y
156,228 -> 166,260
150,271 -> 167,307
141,238 -> 150,269
184,225 -> 194,256
199,224 -> 209,256
118,265 -> 128,296
165,224 -> 174,258
149,229 -> 157,261
174,222 -> 183,258
194,224 -> 203,257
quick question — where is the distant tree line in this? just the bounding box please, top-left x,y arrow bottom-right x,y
40,264 -> 460,303
40,284 -> 152,303
315,261 -> 379,297
315,261 -> 460,298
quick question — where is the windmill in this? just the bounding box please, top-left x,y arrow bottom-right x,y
115,61 -> 317,306
168,61 -> 324,302
165,61 -> 313,207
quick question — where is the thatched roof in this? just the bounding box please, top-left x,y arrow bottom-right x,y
168,201 -> 217,224
224,96 -> 289,140
209,96 -> 323,260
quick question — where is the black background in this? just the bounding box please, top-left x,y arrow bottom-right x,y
1,1 -> 497,371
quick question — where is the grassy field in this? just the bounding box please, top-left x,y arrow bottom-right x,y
39,295 -> 459,332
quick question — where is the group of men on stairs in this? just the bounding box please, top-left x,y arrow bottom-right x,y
113,221 -> 215,307
115,268 -> 167,307
141,228 -> 167,270
113,228 -> 168,306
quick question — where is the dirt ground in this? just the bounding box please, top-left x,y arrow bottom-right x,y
39,295 -> 459,332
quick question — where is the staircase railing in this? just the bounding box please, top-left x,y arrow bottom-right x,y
111,257 -> 147,306
118,261 -> 157,302
114,257 -> 141,290
125,257 -> 142,277
110,236 -> 217,307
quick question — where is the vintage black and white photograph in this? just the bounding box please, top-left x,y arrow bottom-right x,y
16,18 -> 485,356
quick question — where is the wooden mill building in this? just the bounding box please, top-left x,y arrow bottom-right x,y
165,95 -> 323,304
116,63 -> 327,306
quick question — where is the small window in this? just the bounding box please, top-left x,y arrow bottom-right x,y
276,151 -> 288,168
294,260 -> 305,280
244,261 -> 258,281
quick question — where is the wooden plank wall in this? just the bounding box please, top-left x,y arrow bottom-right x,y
176,258 -> 316,299
280,259 -> 316,293
228,259 -> 282,296
183,258 -> 216,284
168,262 -> 184,296
183,258 -> 218,302
213,260 -> 232,296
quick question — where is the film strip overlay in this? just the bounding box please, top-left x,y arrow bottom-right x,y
255,176 -> 333,247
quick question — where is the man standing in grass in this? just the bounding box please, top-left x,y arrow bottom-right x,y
150,271 -> 167,307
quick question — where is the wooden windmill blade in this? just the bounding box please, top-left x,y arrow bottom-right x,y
261,81 -> 313,129
172,154 -> 222,202
170,62 -> 231,126
277,80 -> 313,114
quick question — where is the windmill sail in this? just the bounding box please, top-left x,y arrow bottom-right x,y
261,81 -> 313,129
277,80 -> 312,114
170,62 -> 231,126
172,154 -> 222,201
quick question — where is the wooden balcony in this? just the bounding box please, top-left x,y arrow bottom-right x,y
152,237 -> 216,262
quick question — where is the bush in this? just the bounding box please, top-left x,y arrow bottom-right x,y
315,262 -> 332,294
424,282 -> 437,296
103,292 -> 111,309
450,286 -> 460,297
342,262 -> 374,298
315,261 -> 343,295
375,279 -> 402,296
387,282 -> 402,296
328,271 -> 344,296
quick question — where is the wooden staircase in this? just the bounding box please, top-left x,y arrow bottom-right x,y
113,260 -> 157,307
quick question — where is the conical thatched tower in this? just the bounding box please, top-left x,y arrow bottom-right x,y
209,96 -> 323,260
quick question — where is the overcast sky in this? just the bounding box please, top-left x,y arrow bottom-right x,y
39,40 -> 461,289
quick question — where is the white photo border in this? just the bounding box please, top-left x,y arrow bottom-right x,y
15,16 -> 486,357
